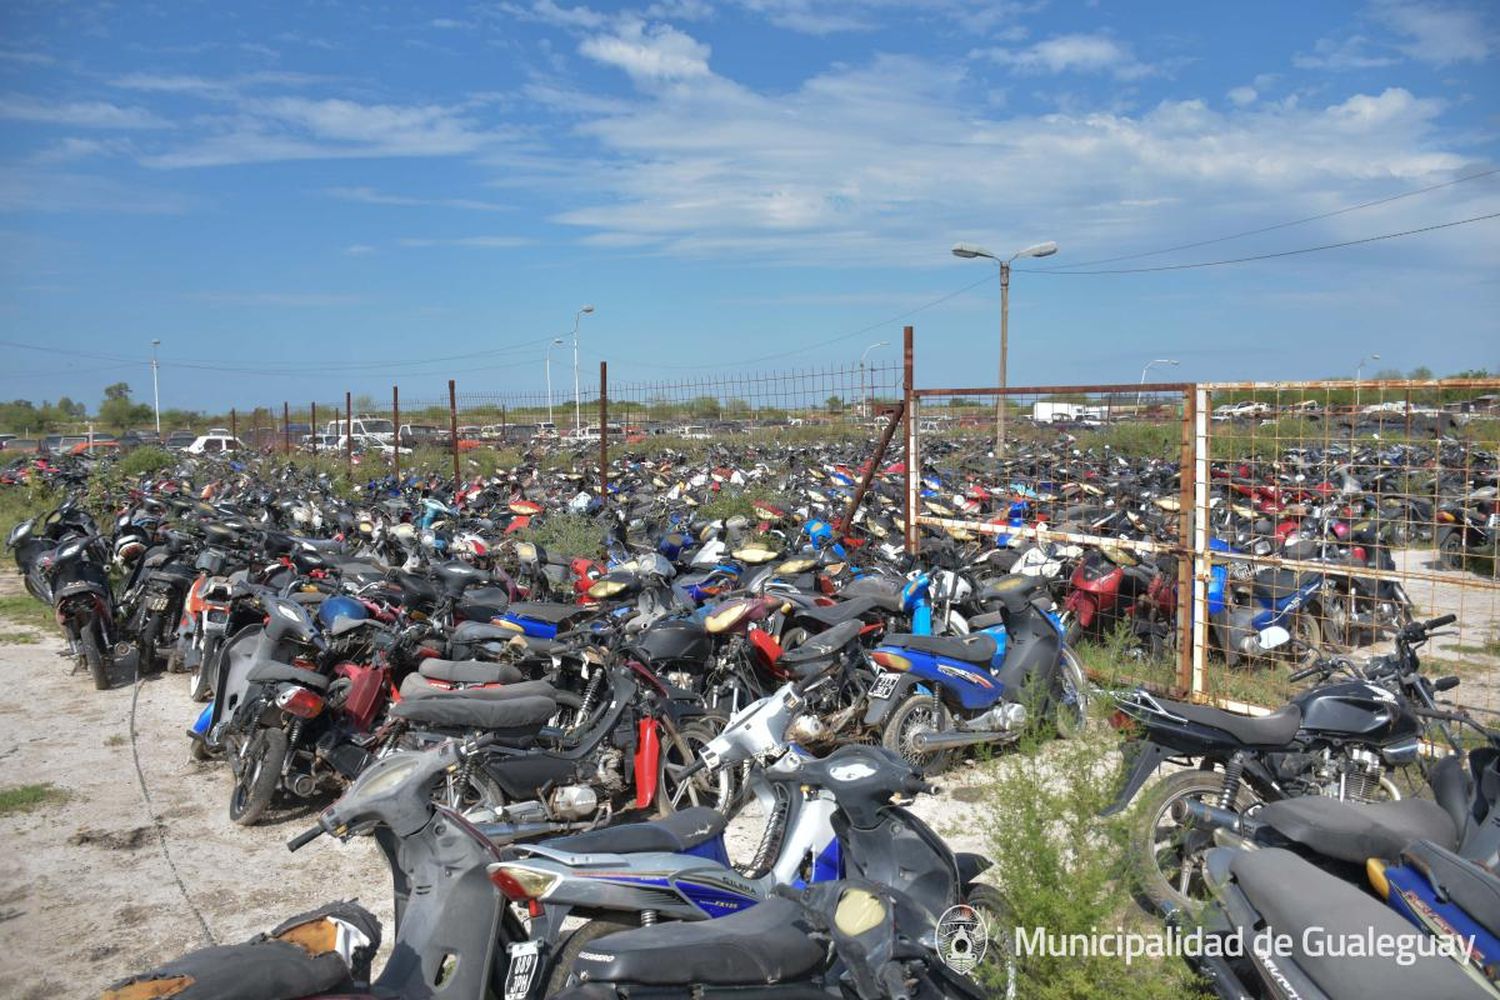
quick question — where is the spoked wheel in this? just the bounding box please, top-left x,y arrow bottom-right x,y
1290,613 -> 1322,669
229,727 -> 287,827
962,884 -> 1018,1000
187,643 -> 217,703
881,693 -> 952,775
1131,769 -> 1258,915
437,765 -> 506,819
657,718 -> 732,814
1052,647 -> 1092,740
1438,531 -> 1466,571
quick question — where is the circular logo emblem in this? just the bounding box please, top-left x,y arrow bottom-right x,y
936,904 -> 989,974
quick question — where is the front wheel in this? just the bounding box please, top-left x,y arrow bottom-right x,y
657,717 -> 732,814
962,883 -> 1017,999
1052,647 -> 1092,740
1131,768 -> 1258,915
79,625 -> 111,691
881,693 -> 952,775
229,727 -> 287,826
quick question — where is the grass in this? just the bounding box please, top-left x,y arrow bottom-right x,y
520,513 -> 608,560
977,723 -> 1205,999
1072,624 -> 1294,709
1448,639 -> 1500,657
104,734 -> 127,747
0,593 -> 53,633
0,630 -> 38,644
0,783 -> 67,816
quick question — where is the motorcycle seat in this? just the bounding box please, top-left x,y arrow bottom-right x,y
202,522 -> 240,546
416,658 -> 526,685
781,619 -> 863,674
389,692 -> 555,732
246,660 -> 332,691
450,620 -> 522,644
291,535 -> 344,553
390,570 -> 440,604
1254,795 -> 1457,864
505,601 -> 592,625
1227,848 -> 1483,998
571,894 -> 825,987
1169,701 -> 1301,747
435,560 -> 488,596
882,632 -> 997,665
398,674 -> 553,701
837,575 -> 905,613
1251,568 -> 1310,602
980,574 -> 1049,614
543,806 -> 727,856
797,596 -> 878,627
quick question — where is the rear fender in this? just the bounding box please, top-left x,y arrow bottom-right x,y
862,671 -> 927,727
1100,740 -> 1172,817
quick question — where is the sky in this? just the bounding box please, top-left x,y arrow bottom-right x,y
1,0 -> 1497,413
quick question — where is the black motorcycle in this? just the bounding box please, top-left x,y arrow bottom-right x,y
12,517 -> 120,690
1105,614 -> 1459,912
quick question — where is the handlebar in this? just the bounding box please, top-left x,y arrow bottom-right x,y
1427,613 -> 1457,630
1288,664 -> 1321,683
286,822 -> 324,852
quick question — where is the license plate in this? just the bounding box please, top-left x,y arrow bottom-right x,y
147,595 -> 170,611
870,671 -> 901,700
504,941 -> 540,1000
1489,513 -> 1499,529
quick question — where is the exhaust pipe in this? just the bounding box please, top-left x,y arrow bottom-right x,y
911,730 -> 1020,752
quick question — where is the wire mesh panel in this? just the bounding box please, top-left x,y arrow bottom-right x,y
1195,379 -> 1500,717
907,383 -> 1194,697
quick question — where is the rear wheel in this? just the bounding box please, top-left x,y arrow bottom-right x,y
187,639 -> 217,703
658,717 -> 732,814
881,693 -> 952,775
1131,769 -> 1258,915
138,615 -> 160,676
545,918 -> 637,995
229,727 -> 287,826
1438,530 -> 1465,571
80,625 -> 110,691
1290,613 -> 1322,669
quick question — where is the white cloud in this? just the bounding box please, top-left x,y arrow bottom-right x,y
977,33 -> 1157,80
0,93 -> 169,129
1370,0 -> 1492,65
500,0 -> 610,30
1227,86 -> 1257,107
344,244 -> 376,255
0,167 -> 194,213
324,186 -> 512,211
1293,34 -> 1399,70
397,235 -> 533,248
579,21 -> 711,82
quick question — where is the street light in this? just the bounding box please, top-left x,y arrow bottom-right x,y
150,339 -> 162,436
1355,353 -> 1381,410
859,340 -> 888,418
1137,358 -> 1180,407
951,240 -> 1059,456
571,305 -> 595,435
545,338 -> 565,427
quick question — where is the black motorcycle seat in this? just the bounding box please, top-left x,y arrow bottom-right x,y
391,570 -> 440,603
505,601 -> 591,625
290,535 -> 343,553
389,692 -> 555,732
399,674 -> 553,701
838,575 -> 905,614
149,563 -> 198,584
1251,567 -> 1310,601
882,632 -> 997,665
1170,701 -> 1301,747
202,522 -> 240,546
968,610 -> 1004,630
797,596 -> 878,627
451,620 -> 522,644
416,658 -> 526,685
463,584 -> 512,607
571,894 -> 825,987
544,807 -> 727,856
435,560 -> 488,595
782,619 -> 864,672
1401,840 -> 1500,941
1255,796 -> 1458,863
245,660 -> 331,691
1229,848 -> 1484,998
980,574 -> 1049,614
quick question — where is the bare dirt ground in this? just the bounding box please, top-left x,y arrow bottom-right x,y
0,571 -> 990,999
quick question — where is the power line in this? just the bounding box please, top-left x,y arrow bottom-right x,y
1021,212 -> 1500,275
1029,166 -> 1500,272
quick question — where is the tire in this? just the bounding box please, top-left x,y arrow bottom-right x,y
963,883 -> 1018,1000
657,718 -> 732,814
189,737 -> 213,763
881,693 -> 952,776
138,615 -> 160,676
1131,769 -> 1258,915
189,635 -> 222,703
435,762 -> 507,819
779,626 -> 810,652
1290,613 -> 1322,669
1438,530 -> 1465,571
545,918 -> 637,995
1052,647 -> 1091,740
80,625 -> 110,691
1062,616 -> 1083,647
229,727 -> 287,826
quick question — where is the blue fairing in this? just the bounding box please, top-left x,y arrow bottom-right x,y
1383,863 -> 1499,970
676,880 -> 760,917
793,838 -> 844,889
191,703 -> 213,737
682,833 -> 732,869
501,614 -> 558,639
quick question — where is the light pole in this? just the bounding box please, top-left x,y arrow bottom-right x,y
952,240 -> 1058,456
571,305 -> 594,435
150,338 -> 162,436
1137,358 -> 1179,407
859,340 -> 888,418
545,337 -> 564,427
1354,353 -> 1381,411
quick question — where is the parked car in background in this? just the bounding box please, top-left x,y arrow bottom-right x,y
182,432 -> 245,454
165,430 -> 197,449
398,423 -> 448,448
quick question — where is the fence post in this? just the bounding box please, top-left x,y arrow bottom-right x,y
1190,386 -> 1212,701
253,408 -> 261,455
598,361 -> 608,498
392,385 -> 400,481
345,391 -> 352,475
1176,386 -> 1195,697
283,402 -> 290,456
902,326 -> 918,555
310,401 -> 317,457
448,379 -> 460,483
230,408 -> 237,444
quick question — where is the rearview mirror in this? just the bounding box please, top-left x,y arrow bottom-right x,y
1257,626 -> 1291,651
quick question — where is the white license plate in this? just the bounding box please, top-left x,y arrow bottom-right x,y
147,595 -> 170,611
1489,513 -> 1499,529
504,941 -> 540,1000
870,671 -> 902,700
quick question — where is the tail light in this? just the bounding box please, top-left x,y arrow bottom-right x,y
489,864 -> 559,915
185,577 -> 207,616
276,686 -> 325,719
870,650 -> 911,672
